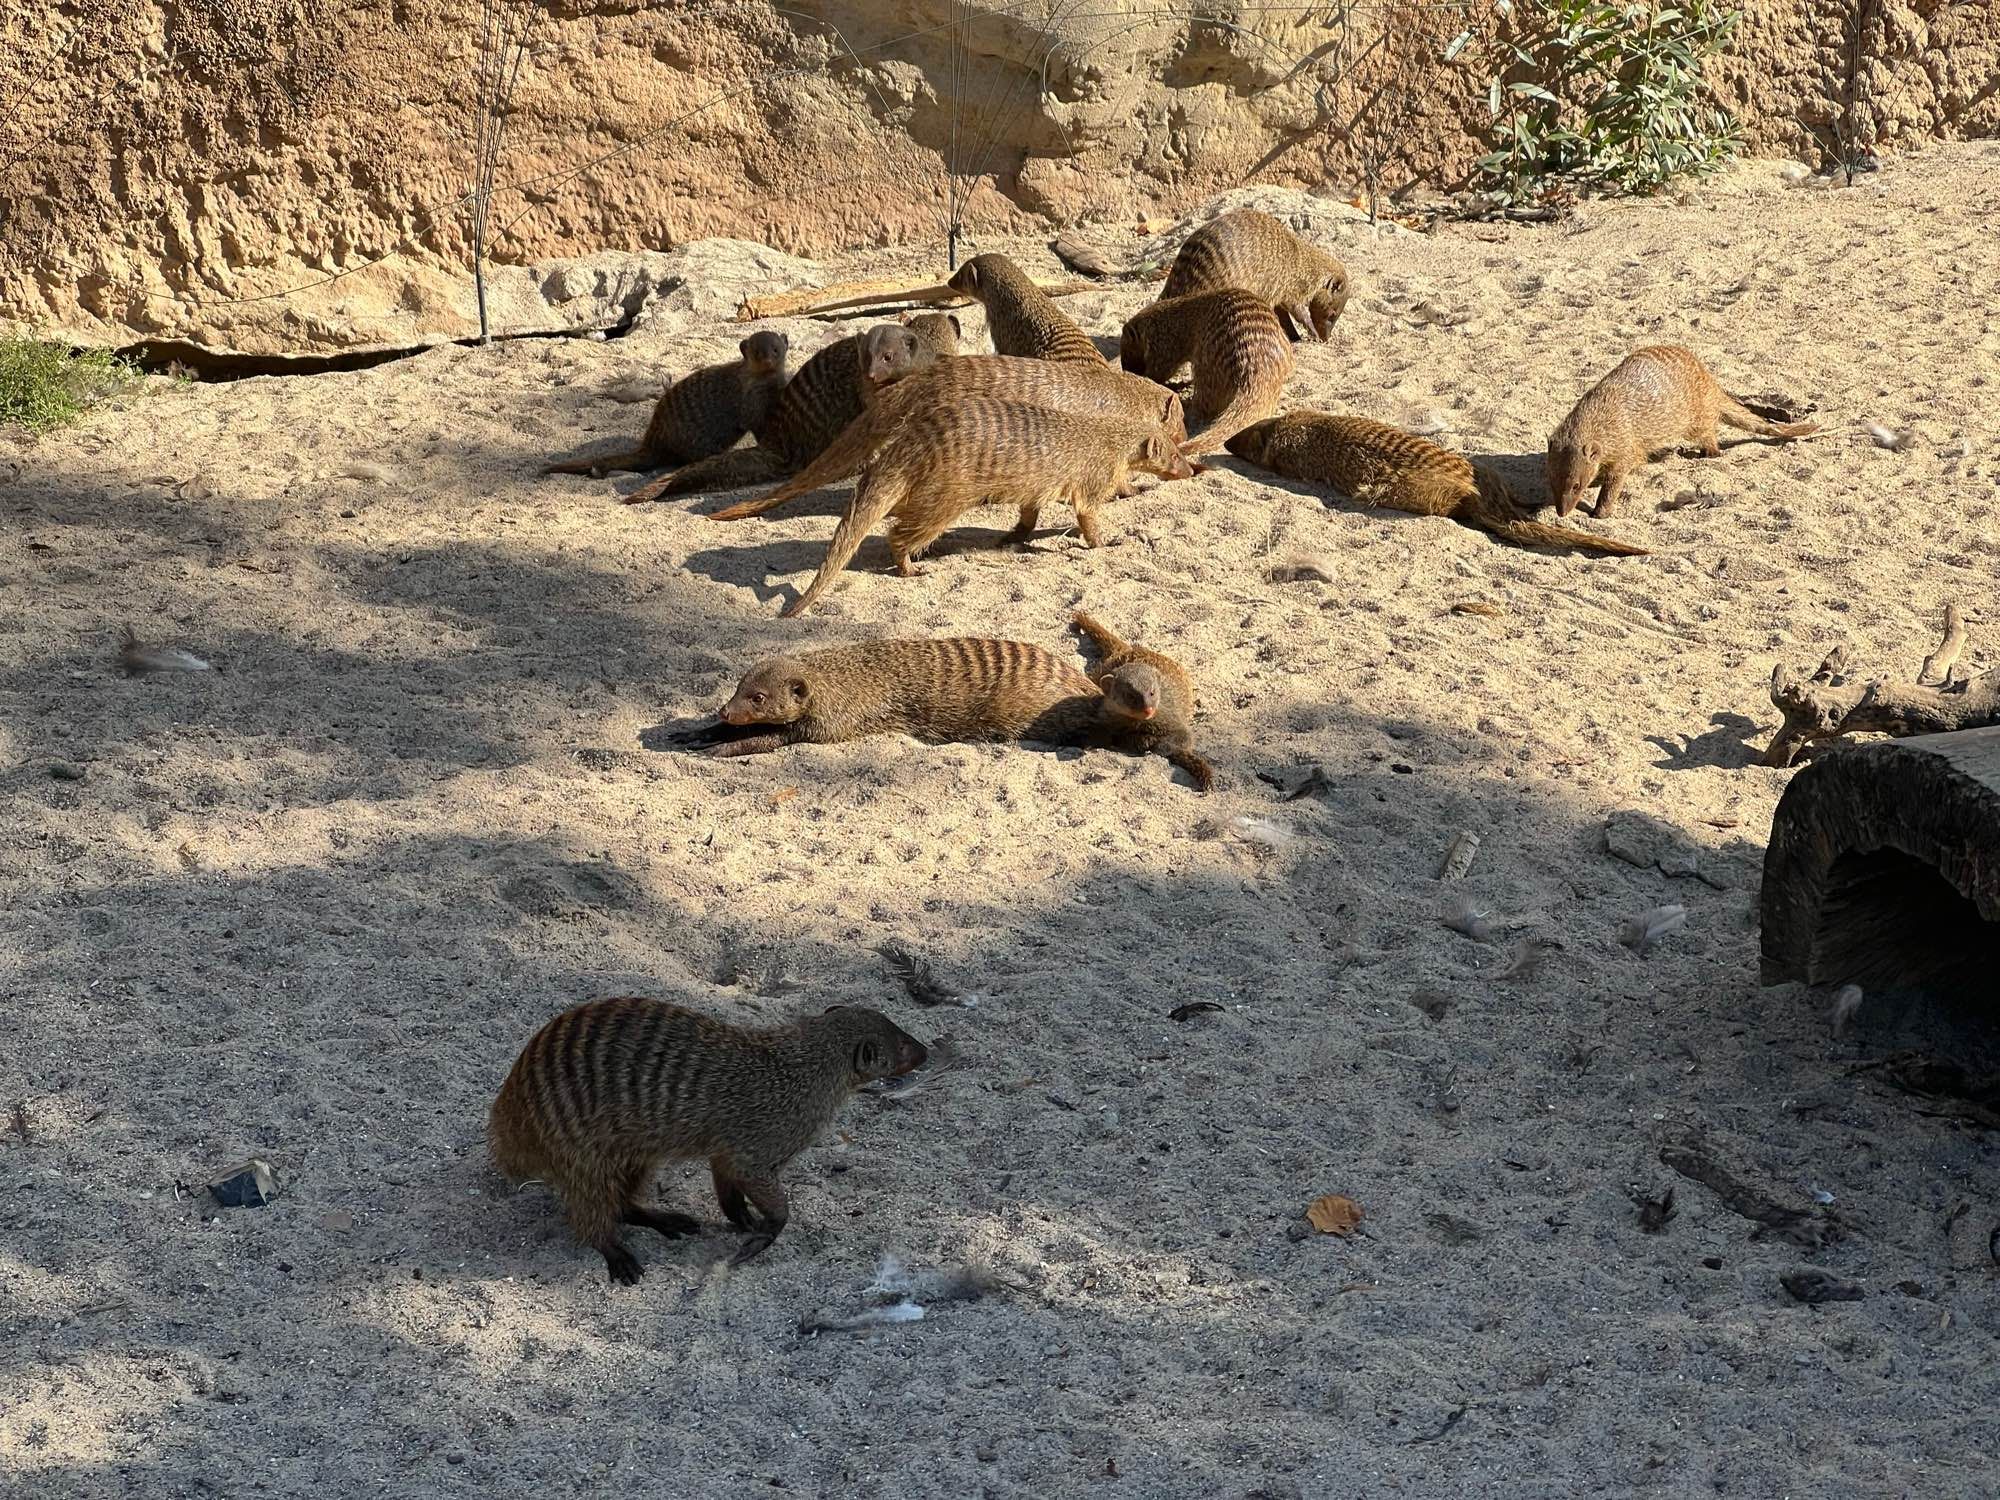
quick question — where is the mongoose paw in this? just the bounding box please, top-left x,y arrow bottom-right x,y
729,1233 -> 778,1267
602,1245 -> 646,1285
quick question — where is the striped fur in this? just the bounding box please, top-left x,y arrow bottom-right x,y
1227,410 -> 1648,557
1120,288 -> 1293,458
489,997 -> 925,1282
706,637 -> 1106,753
710,358 -> 1187,522
947,253 -> 1105,365
544,331 -> 789,477
1160,209 -> 1350,342
1548,344 -> 1822,517
782,398 -> 1193,617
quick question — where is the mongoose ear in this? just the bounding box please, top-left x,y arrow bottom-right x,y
947,314 -> 962,338
739,337 -> 756,358
788,676 -> 808,702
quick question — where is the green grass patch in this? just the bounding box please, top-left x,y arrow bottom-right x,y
0,337 -> 145,435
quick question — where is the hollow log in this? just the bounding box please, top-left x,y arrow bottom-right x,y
1760,726 -> 2000,996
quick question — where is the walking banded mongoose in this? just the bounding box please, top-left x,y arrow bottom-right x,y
1160,208 -> 1350,342
1227,411 -> 1649,557
489,996 -> 926,1282
666,638 -> 1106,757
946,253 -> 1105,365
1071,611 -> 1216,791
708,357 -> 1189,522
1547,344 -> 1822,517
622,317 -> 959,503
1120,288 -> 1293,457
783,400 -> 1197,618
543,331 -> 789,477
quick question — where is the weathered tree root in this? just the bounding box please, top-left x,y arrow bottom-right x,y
1763,606 -> 1999,767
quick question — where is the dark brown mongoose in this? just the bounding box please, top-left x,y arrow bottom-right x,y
783,401 -> 1197,618
489,996 -> 926,1282
946,253 -> 1105,365
1227,411 -> 1649,557
1546,344 -> 1822,517
1120,288 -> 1293,457
1071,611 -> 1216,792
543,331 -> 789,477
708,357 -> 1190,522
666,638 -> 1107,757
1160,208 -> 1350,342
621,318 -> 958,503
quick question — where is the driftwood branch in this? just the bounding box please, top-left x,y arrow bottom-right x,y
1049,233 -> 1171,282
736,274 -> 1096,323
1762,608 -> 1998,767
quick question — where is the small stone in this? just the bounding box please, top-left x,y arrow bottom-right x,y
1781,1269 -> 1863,1305
445,1452 -> 467,1467
47,761 -> 86,781
319,1210 -> 355,1232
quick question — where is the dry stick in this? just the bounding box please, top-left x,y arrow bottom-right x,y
735,276 -> 1096,322
1917,603 -> 1966,685
1762,626 -> 2000,767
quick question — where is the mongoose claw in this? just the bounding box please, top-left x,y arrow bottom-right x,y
730,1233 -> 778,1267
602,1244 -> 646,1285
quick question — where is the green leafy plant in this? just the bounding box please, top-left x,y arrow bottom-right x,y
1473,0 -> 1742,207
0,338 -> 143,434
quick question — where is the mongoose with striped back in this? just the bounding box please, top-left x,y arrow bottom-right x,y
708,357 -> 1189,523
1120,288 -> 1293,457
946,252 -> 1105,364
1160,208 -> 1350,342
1227,411 -> 1649,557
620,314 -> 960,503
542,331 -> 789,477
489,996 -> 927,1282
782,400 -> 1197,618
666,637 -> 1107,757
1546,344 -> 1822,517
1071,611 -> 1216,791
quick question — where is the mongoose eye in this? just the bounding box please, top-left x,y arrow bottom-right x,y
854,1041 -> 878,1072
748,691 -> 766,706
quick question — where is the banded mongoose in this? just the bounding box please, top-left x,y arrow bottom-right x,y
1227,411 -> 1649,557
1160,208 -> 1350,342
489,996 -> 926,1282
1071,611 -> 1216,791
543,331 -> 789,477
622,316 -> 959,503
1546,344 -> 1822,517
667,638 -> 1107,757
1120,288 -> 1293,457
783,400 -> 1197,618
708,356 -> 1189,523
946,252 -> 1105,365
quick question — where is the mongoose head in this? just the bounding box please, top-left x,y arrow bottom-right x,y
860,320 -> 954,391
1308,271 -> 1349,340
1131,429 -> 1200,482
1225,418 -> 1280,466
1101,662 -> 1166,723
815,1006 -> 928,1084
946,254 -> 1019,302
739,331 -> 789,377
1544,438 -> 1599,517
721,658 -> 811,726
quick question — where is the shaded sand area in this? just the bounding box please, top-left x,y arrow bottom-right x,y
4,143 -> 1997,1495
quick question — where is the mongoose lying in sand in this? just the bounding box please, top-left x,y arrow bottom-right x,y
782,400 -> 1197,618
1160,208 -> 1350,342
1227,411 -> 1649,557
621,316 -> 959,503
709,357 -> 1189,522
947,252 -> 1105,364
667,637 -> 1107,756
1547,344 -> 1822,517
490,996 -> 926,1281
1071,611 -> 1216,791
1120,288 -> 1293,457
543,331 -> 789,477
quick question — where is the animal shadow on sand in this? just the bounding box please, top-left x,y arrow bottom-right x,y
1646,713 -> 1770,771
681,524 -> 1089,606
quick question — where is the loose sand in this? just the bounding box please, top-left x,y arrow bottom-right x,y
4,143 -> 1998,1497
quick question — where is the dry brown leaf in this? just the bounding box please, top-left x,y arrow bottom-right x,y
768,787 -> 800,807
1305,1194 -> 1364,1236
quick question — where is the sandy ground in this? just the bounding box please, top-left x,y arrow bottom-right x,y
5,142 -> 1999,1498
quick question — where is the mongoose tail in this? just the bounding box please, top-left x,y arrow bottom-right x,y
1717,391 -> 1822,440
781,473 -> 906,618
622,447 -> 791,504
